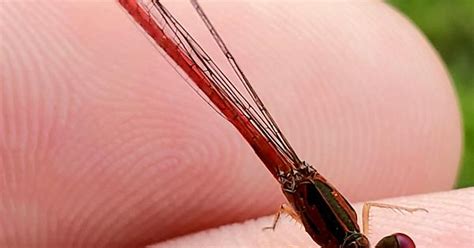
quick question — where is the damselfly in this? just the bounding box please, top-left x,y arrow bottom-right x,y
118,1 -> 423,247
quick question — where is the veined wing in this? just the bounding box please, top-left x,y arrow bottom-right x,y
190,0 -> 301,164
127,0 -> 301,167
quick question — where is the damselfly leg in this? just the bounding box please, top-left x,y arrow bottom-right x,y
118,1 -> 427,247
262,203 -> 300,231
362,202 -> 428,235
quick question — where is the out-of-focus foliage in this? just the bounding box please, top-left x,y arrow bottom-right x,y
388,0 -> 474,188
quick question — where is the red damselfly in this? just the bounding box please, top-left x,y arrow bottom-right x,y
118,1 -> 424,247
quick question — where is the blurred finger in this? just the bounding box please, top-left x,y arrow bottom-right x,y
0,0 -> 461,246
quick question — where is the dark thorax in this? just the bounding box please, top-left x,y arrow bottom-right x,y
278,163 -> 370,248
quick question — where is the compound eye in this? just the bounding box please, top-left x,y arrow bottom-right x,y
375,233 -> 415,248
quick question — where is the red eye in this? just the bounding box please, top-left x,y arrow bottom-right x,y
393,233 -> 416,248
375,233 -> 415,248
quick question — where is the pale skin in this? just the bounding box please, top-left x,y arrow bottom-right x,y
0,1 -> 465,248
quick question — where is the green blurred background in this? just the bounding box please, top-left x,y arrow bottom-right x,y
388,1 -> 473,188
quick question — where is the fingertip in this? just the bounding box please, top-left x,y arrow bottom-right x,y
149,188 -> 473,248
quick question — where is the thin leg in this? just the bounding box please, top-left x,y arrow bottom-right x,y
263,203 -> 301,231
362,202 -> 428,235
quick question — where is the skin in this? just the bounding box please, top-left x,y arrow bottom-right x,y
150,188 -> 474,247
0,1 -> 463,247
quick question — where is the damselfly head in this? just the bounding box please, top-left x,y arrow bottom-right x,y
375,233 -> 415,248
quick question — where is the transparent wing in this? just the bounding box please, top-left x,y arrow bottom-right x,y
142,0 -> 301,164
